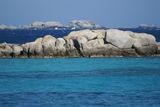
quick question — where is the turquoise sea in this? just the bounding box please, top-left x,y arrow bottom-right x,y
0,57 -> 160,107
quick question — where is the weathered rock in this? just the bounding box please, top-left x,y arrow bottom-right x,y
106,29 -> 157,55
134,45 -> 157,55
65,39 -> 79,56
42,35 -> 56,55
81,39 -> 105,56
131,33 -> 156,46
65,29 -> 98,40
21,42 -> 31,56
56,38 -> 66,50
131,33 -> 157,55
55,38 -> 66,56
86,39 -> 104,48
0,43 -> 12,57
157,43 -> 160,55
22,37 -> 43,56
12,45 -> 23,56
33,38 -> 43,55
0,29 -> 159,58
106,29 -> 135,48
92,29 -> 106,39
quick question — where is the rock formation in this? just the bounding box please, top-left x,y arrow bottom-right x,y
0,29 -> 159,58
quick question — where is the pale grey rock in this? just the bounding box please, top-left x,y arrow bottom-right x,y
33,38 -> 43,55
0,43 -> 13,57
105,29 -> 157,55
55,38 -> 66,56
130,33 -> 157,55
65,39 -> 75,50
65,39 -> 79,56
131,33 -> 156,48
21,42 -> 31,54
86,39 -> 104,49
65,29 -> 97,40
12,45 -> 23,56
77,36 -> 88,45
42,35 -> 56,55
22,37 -> 43,56
106,29 -> 135,48
56,38 -> 66,50
92,29 -> 106,39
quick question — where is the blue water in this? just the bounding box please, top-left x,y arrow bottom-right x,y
0,57 -> 160,107
0,29 -> 73,44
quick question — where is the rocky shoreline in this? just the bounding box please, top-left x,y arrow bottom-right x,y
0,29 -> 160,58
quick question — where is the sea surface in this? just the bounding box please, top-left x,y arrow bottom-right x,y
0,29 -> 73,44
0,57 -> 160,107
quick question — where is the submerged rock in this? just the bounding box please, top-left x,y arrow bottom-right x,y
0,29 -> 159,58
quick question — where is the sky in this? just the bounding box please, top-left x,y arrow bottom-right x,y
0,0 -> 160,27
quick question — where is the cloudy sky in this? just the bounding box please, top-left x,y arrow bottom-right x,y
0,0 -> 160,27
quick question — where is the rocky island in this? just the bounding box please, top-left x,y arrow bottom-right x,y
0,29 -> 160,58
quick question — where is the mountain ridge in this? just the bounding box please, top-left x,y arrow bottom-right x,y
0,20 -> 104,30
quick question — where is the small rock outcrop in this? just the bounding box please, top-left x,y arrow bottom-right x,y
0,29 -> 159,58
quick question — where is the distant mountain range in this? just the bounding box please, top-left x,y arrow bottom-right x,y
137,24 -> 160,30
0,20 -> 159,31
0,20 -> 104,30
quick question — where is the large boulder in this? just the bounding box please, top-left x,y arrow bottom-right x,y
42,35 -> 56,55
30,38 -> 43,55
64,29 -> 107,56
56,38 -> 66,50
105,29 -> 158,55
0,43 -> 13,57
22,37 -> 43,56
106,29 -> 135,48
92,29 -> 106,39
130,33 -> 157,55
12,45 -> 23,56
21,42 -> 31,55
55,38 -> 66,56
65,39 -> 79,56
65,29 -> 98,40
86,39 -> 104,49
82,39 -> 106,57
22,35 -> 57,57
131,33 -> 156,47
